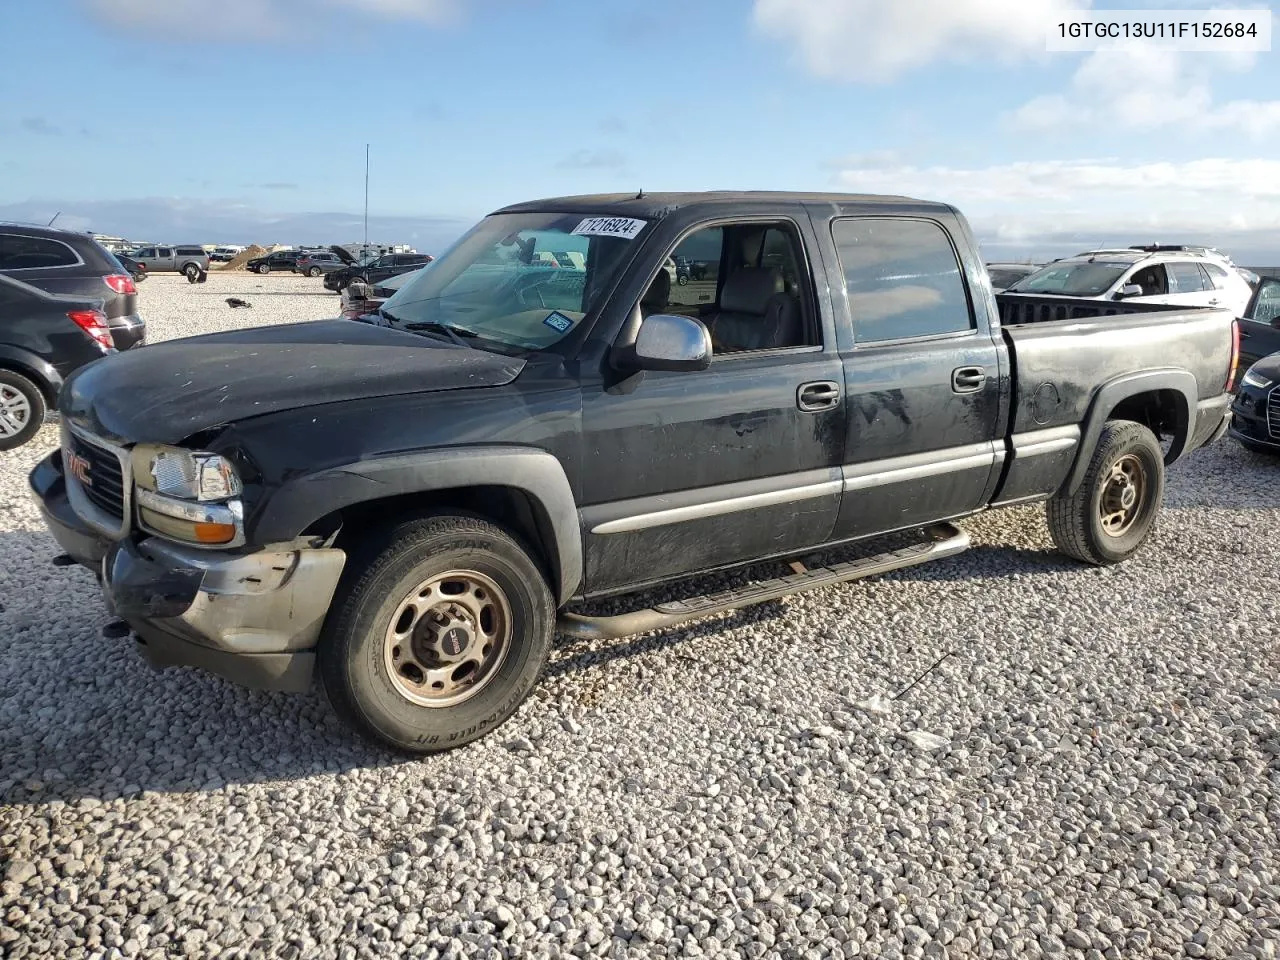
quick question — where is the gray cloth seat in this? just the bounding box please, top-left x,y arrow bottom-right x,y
709,267 -> 802,351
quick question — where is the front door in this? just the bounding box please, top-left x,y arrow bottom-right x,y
824,215 -> 1003,540
579,217 -> 846,595
1239,276 -> 1280,371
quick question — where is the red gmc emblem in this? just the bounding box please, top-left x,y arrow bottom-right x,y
67,452 -> 93,487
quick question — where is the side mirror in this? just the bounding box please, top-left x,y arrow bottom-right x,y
629,313 -> 712,372
1114,284 -> 1143,300
1270,316 -> 1280,330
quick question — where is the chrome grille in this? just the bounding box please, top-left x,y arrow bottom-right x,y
1268,386 -> 1280,440
68,433 -> 125,520
62,424 -> 133,539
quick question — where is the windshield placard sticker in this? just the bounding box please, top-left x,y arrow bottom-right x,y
570,217 -> 647,240
543,311 -> 574,333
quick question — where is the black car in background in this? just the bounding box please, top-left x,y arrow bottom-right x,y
114,252 -> 148,283
245,250 -> 302,274
1235,275 -> 1280,372
0,224 -> 145,351
0,274 -> 115,449
324,252 -> 434,292
294,251 -> 347,277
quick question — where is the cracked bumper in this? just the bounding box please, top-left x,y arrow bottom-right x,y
30,450 -> 346,692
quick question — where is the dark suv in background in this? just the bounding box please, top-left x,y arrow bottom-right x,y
324,252 -> 434,292
245,250 -> 302,274
0,224 -> 145,351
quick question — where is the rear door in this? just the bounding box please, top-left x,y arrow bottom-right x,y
819,212 -> 1003,540
1238,277 -> 1280,370
1165,261 -> 1217,308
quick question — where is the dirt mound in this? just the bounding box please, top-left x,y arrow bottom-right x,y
216,245 -> 269,271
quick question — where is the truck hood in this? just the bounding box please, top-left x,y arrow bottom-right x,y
61,319 -> 525,445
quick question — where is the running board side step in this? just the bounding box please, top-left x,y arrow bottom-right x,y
557,522 -> 969,642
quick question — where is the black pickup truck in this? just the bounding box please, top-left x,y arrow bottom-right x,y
29,191 -> 1238,753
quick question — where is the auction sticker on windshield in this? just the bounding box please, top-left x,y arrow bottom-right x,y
571,217 -> 647,240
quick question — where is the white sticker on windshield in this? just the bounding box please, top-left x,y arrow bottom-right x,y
570,216 -> 647,240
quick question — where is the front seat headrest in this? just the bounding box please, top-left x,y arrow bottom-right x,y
720,268 -> 784,315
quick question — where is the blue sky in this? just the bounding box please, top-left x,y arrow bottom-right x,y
3,0 -> 1280,261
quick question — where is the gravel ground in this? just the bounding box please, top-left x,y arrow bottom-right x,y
1,272 -> 1278,959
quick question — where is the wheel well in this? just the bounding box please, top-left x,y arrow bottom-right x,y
1106,389 -> 1187,445
305,486 -> 562,591
0,360 -> 56,404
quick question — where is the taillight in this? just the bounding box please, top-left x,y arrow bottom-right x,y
68,309 -> 114,350
1226,318 -> 1241,392
104,273 -> 136,295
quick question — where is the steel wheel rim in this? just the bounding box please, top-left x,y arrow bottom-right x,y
1100,453 -> 1146,537
383,569 -> 512,707
0,385 -> 31,437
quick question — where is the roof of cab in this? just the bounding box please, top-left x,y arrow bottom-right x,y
493,191 -> 948,219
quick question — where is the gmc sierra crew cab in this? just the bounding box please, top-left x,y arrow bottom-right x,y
29,191 -> 1239,754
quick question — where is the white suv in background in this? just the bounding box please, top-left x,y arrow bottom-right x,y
1006,245 -> 1255,317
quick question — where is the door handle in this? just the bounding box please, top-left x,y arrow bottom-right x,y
797,380 -> 840,412
952,366 -> 986,393
1209,298 -> 1221,305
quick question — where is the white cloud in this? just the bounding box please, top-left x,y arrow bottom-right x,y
835,157 -> 1280,252
1008,43 -> 1280,138
751,0 -> 1091,83
85,0 -> 460,38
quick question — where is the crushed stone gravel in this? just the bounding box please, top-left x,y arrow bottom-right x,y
1,272 -> 1277,959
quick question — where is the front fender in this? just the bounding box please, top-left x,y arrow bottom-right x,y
249,446 -> 582,603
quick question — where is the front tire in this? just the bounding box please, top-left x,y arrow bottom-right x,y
257,263 -> 270,275
319,514 -> 555,754
1047,419 -> 1164,565
0,370 -> 46,451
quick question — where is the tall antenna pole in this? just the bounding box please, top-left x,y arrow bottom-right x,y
363,144 -> 370,251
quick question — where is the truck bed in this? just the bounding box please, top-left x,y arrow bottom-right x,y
995,292 -> 1196,326
990,301 -> 1236,505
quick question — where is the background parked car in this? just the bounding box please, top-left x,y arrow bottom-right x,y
0,273 -> 115,450
1007,247 -> 1254,317
294,251 -> 347,277
129,244 -> 210,279
985,261 -> 1041,292
1234,275 -> 1280,373
324,252 -> 434,292
210,246 -> 243,262
246,250 -> 302,274
114,252 -> 148,283
0,223 -> 144,351
339,264 -> 429,319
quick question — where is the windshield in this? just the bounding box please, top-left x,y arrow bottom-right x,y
988,267 -> 1032,289
377,211 -> 648,350
1007,261 -> 1130,296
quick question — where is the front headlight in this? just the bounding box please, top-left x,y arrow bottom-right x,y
1241,368 -> 1275,390
131,445 -> 245,547
150,449 -> 242,502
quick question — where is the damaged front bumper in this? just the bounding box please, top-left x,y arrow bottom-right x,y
29,450 -> 346,692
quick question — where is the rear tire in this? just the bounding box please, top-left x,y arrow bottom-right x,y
318,513 -> 555,754
0,370 -> 47,451
183,263 -> 200,280
1047,419 -> 1164,565
308,266 -> 322,277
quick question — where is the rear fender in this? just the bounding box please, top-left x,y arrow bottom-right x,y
1064,368 -> 1196,496
0,344 -> 62,403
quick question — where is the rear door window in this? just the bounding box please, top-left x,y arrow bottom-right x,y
1167,261 -> 1210,293
831,217 -> 974,343
0,234 -> 80,270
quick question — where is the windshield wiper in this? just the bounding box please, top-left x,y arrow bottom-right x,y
380,307 -> 476,348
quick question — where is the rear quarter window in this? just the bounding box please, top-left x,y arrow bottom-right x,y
831,218 -> 974,343
0,234 -> 81,270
